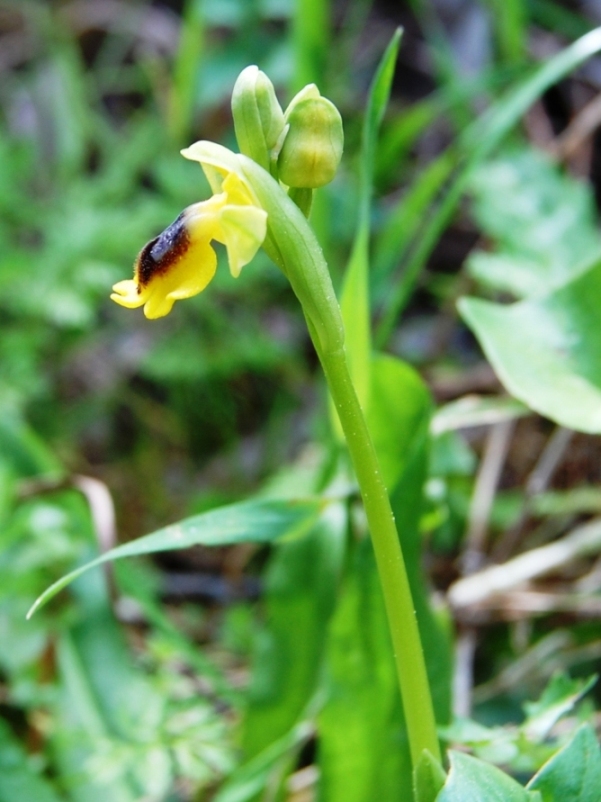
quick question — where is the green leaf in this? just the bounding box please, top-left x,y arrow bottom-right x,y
437,751 -> 538,802
367,354 -> 432,491
369,355 -> 452,723
458,259 -> 601,433
522,673 -> 597,742
317,541 -> 413,802
527,725 -> 601,802
414,749 -> 447,802
466,148 -> 601,298
28,498 -> 322,618
340,29 -> 402,410
241,504 -> 346,758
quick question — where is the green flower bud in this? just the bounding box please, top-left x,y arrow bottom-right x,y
277,88 -> 343,189
231,65 -> 285,172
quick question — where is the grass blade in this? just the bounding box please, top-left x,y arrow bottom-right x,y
27,497 -> 322,618
340,28 -> 401,408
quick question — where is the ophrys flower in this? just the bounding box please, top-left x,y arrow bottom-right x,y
111,143 -> 267,319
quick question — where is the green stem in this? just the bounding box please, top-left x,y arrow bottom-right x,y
317,343 -> 441,767
241,156 -> 440,768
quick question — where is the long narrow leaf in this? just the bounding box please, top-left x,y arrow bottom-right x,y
340,28 -> 401,409
28,498 -> 322,618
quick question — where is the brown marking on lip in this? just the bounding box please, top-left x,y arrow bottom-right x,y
135,212 -> 191,290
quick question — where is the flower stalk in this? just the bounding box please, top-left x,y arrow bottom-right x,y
239,156 -> 441,768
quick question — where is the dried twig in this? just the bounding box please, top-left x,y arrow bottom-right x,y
453,420 -> 514,717
492,426 -> 573,562
449,517 -> 601,610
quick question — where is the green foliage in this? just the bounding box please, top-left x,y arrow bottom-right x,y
437,751 -> 540,802
241,506 -> 346,757
436,722 -> 601,802
527,725 -> 601,802
466,149 -> 601,298
29,497 -> 322,618
459,259 -> 601,432
317,542 -> 412,802
0,719 -> 63,802
441,673 -> 597,773
459,147 -> 601,431
340,29 -> 402,409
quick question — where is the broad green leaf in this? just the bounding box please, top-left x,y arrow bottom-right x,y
437,751 -> 538,802
0,719 -> 63,802
367,354 -> 432,491
28,498 -> 322,618
340,29 -> 401,410
458,259 -> 601,433
242,504 -> 346,758
317,541 -> 413,802
527,725 -> 601,802
467,148 -> 601,298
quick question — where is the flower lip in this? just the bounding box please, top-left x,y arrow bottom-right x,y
137,212 -> 190,289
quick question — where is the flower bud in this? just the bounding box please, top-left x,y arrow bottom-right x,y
232,65 -> 285,171
277,89 -> 343,189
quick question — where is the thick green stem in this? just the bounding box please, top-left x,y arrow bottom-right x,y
317,343 -> 441,767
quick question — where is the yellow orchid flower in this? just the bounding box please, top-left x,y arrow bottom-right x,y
111,143 -> 267,319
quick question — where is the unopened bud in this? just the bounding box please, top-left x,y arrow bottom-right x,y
277,88 -> 343,189
232,66 -> 285,171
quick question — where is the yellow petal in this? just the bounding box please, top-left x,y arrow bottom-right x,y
181,141 -> 242,175
181,142 -> 262,206
184,194 -> 226,240
217,205 -> 268,278
111,279 -> 146,309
